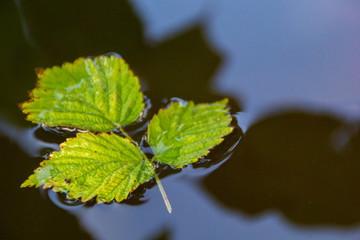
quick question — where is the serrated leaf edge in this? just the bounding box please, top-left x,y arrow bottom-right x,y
148,98 -> 233,168
21,132 -> 154,204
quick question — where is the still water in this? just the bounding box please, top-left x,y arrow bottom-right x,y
1,0 -> 360,239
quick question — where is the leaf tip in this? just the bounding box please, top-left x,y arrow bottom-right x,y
20,173 -> 38,188
20,181 -> 31,188
221,98 -> 229,105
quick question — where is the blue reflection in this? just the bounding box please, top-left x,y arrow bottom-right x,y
133,0 -> 360,122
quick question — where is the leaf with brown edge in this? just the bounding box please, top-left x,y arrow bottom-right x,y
21,132 -> 155,203
148,99 -> 233,168
21,55 -> 144,132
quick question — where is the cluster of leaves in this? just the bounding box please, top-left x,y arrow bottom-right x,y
20,55 -> 233,210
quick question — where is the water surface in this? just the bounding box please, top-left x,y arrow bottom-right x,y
1,0 -> 360,239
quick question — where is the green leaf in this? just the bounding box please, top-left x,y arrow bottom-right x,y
148,99 -> 233,168
21,133 -> 155,203
21,55 -> 144,132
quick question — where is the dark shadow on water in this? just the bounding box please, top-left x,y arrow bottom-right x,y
203,111 -> 360,226
0,136 -> 93,240
137,25 -> 227,105
148,228 -> 172,240
15,0 -> 146,64
14,0 -> 240,108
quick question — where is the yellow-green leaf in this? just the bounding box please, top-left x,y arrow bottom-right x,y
148,99 -> 233,168
21,133 -> 155,203
21,55 -> 144,132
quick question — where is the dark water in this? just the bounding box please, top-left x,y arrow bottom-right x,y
1,0 -> 360,239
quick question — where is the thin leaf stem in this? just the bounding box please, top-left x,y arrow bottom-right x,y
119,127 -> 172,213
153,172 -> 172,213
119,127 -> 139,146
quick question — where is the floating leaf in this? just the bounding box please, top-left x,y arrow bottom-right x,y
21,55 -> 144,132
21,133 -> 155,203
148,99 -> 233,168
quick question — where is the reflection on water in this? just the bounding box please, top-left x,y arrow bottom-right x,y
0,117 -> 59,157
0,132 -> 92,239
206,0 -> 360,120
46,164 -> 360,240
204,111 -> 360,226
1,0 -> 360,239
